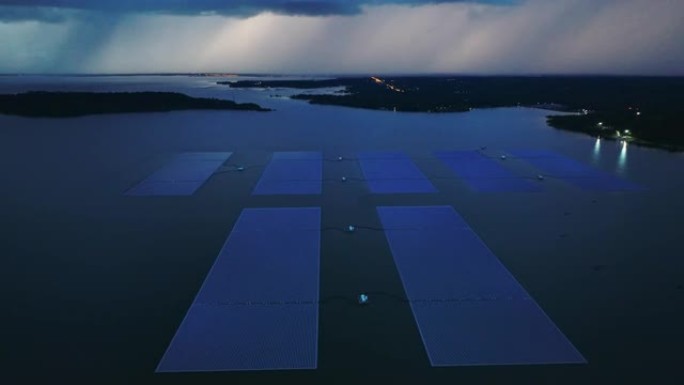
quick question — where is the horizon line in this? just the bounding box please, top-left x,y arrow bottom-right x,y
1,72 -> 683,78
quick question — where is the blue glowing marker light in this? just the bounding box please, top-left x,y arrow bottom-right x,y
358,294 -> 369,305
347,225 -> 356,233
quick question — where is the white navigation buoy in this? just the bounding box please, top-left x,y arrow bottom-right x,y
347,225 -> 356,233
500,155 -> 507,160
358,293 -> 369,305
341,176 -> 347,182
537,174 -> 544,181
337,156 -> 343,161
237,166 -> 245,172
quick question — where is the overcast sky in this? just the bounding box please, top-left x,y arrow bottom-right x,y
0,0 -> 682,74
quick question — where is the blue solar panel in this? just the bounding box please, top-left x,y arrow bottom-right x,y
358,152 -> 436,193
436,151 -> 541,192
157,305 -> 318,372
125,181 -> 203,196
126,152 -> 232,196
177,152 -> 235,160
509,150 -> 642,191
376,205 -> 470,230
507,149 -> 556,159
252,152 -> 322,195
377,206 -> 585,366
272,151 -> 322,160
157,207 -> 321,372
412,300 -> 585,366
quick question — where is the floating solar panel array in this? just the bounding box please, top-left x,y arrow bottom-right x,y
509,149 -> 642,191
436,151 -> 541,192
377,206 -> 585,366
252,152 -> 323,195
157,207 -> 321,372
125,152 -> 232,196
358,151 -> 436,194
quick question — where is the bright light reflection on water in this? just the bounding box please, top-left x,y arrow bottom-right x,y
618,140 -> 628,172
593,137 -> 601,162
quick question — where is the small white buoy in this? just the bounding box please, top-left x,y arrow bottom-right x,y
537,174 -> 544,181
347,225 -> 356,233
237,166 -> 245,172
358,293 -> 369,305
337,156 -> 343,161
500,155 -> 507,160
341,176 -> 347,182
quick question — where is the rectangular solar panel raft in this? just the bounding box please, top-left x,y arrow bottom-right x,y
358,151 -> 436,194
157,207 -> 321,372
252,151 -> 322,195
125,152 -> 232,196
436,151 -> 541,192
377,206 -> 586,366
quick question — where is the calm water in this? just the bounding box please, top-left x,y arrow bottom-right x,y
1,76 -> 683,384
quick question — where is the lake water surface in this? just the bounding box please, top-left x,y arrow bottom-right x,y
1,76 -> 683,384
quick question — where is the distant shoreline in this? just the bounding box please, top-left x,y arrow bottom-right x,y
0,91 -> 270,118
222,76 -> 684,152
546,115 -> 684,152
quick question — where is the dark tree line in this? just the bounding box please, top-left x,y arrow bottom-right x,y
0,91 -> 270,117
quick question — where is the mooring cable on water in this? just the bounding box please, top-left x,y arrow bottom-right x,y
196,291 -> 519,308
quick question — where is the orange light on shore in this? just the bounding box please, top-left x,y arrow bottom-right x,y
371,77 -> 405,92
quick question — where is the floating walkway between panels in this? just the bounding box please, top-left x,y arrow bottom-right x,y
157,207 -> 321,372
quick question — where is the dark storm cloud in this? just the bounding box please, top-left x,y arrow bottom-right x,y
0,1 -> 509,20
0,1 -> 352,16
1,0 -> 682,75
0,6 -> 79,22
